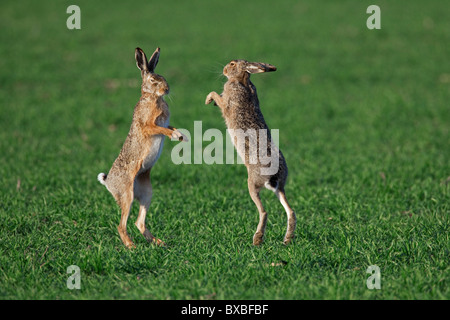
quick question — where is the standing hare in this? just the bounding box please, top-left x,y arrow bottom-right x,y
98,47 -> 187,248
205,59 -> 296,245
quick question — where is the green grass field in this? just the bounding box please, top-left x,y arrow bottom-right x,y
0,0 -> 448,300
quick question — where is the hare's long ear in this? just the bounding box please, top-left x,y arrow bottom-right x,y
148,47 -> 160,73
245,62 -> 277,74
135,48 -> 149,72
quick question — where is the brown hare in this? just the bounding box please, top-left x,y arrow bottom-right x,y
98,47 -> 187,248
205,59 -> 296,245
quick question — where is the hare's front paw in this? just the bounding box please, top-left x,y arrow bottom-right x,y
171,129 -> 188,142
205,92 -> 216,105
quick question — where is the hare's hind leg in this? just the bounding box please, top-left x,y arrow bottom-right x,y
248,180 -> 268,246
275,189 -> 296,244
134,171 -> 165,246
115,185 -> 135,249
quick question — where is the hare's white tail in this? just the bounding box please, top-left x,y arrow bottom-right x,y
97,173 -> 107,186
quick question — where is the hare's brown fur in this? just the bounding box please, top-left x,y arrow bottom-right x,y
98,47 -> 186,248
206,59 -> 296,245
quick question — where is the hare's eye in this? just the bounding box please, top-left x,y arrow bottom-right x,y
230,62 -> 236,67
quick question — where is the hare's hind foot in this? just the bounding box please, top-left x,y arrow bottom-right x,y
153,238 -> 166,247
283,234 -> 295,245
141,229 -> 166,247
118,226 -> 136,249
275,190 -> 296,246
253,232 -> 265,246
283,216 -> 296,245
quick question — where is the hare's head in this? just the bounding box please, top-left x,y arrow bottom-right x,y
223,59 -> 277,84
135,47 -> 169,96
